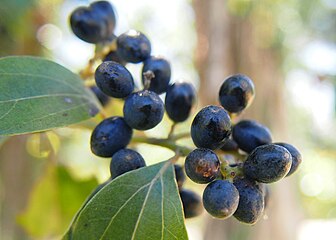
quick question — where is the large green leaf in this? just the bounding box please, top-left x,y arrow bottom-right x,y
0,56 -> 100,135
64,161 -> 188,240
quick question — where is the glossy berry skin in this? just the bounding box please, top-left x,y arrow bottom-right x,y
233,177 -> 264,225
219,74 -> 255,113
203,180 -> 239,219
70,1 -> 116,43
95,61 -> 134,98
142,56 -> 171,94
191,105 -> 231,149
275,142 -> 302,177
117,30 -> 151,63
243,144 -> 292,183
174,165 -> 186,189
232,120 -> 272,153
123,90 -> 164,130
110,149 -> 146,178
165,82 -> 196,122
179,189 -> 203,218
90,117 -> 133,157
185,148 -> 220,184
90,86 -> 110,106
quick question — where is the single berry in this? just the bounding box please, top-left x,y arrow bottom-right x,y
110,148 -> 146,178
174,165 -> 186,189
95,61 -> 134,98
185,148 -> 220,184
203,180 -> 239,219
70,1 -> 116,43
142,56 -> 171,94
219,74 -> 255,113
232,120 -> 272,153
123,90 -> 164,130
90,117 -> 133,157
165,82 -> 196,122
103,50 -> 126,65
243,144 -> 292,183
191,105 -> 231,149
220,138 -> 239,152
233,177 -> 264,225
117,30 -> 151,63
90,86 -> 110,106
90,1 -> 116,38
275,142 -> 302,176
179,189 -> 203,218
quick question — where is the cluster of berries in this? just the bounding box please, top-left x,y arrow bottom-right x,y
70,1 -> 302,224
185,74 -> 302,224
70,1 -> 200,218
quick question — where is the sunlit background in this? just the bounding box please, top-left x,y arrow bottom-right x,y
0,0 -> 336,239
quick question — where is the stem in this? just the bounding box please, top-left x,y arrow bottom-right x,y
167,123 -> 177,139
168,132 -> 190,141
142,70 -> 155,89
131,136 -> 192,157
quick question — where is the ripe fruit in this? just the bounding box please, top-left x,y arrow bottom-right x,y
165,82 -> 196,123
90,117 -> 133,157
233,177 -> 264,225
243,144 -> 292,183
219,74 -> 255,113
70,1 -> 116,43
123,90 -> 164,130
103,50 -> 126,65
95,61 -> 134,98
275,142 -> 302,176
185,148 -> 220,184
220,138 -> 239,152
202,180 -> 239,219
174,164 -> 186,189
110,148 -> 146,178
90,86 -> 110,106
142,56 -> 171,94
179,189 -> 203,218
117,30 -> 151,63
191,105 -> 231,149
232,120 -> 272,153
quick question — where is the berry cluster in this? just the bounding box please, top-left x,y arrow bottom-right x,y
70,1 -> 200,218
70,1 -> 302,224
186,74 -> 302,224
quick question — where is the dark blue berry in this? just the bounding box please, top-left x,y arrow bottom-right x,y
243,144 -> 292,183
95,61 -> 134,98
233,177 -> 264,225
103,49 -> 126,65
179,189 -> 203,218
90,86 -> 110,106
220,138 -> 239,152
165,82 -> 196,122
70,1 -> 116,43
117,30 -> 151,63
185,148 -> 220,184
191,105 -> 231,149
90,117 -> 133,157
232,120 -> 272,153
142,56 -> 171,94
123,90 -> 164,130
203,180 -> 239,219
174,164 -> 186,189
219,74 -> 255,113
110,149 -> 146,178
275,142 -> 302,177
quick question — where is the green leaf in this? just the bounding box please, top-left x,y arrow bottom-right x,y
0,56 -> 100,135
64,161 -> 188,240
17,165 -> 99,238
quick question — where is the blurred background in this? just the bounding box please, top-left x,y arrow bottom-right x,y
0,0 -> 336,239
